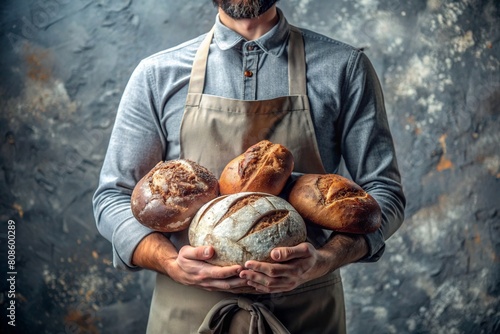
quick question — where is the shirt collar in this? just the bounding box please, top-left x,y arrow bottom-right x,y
213,7 -> 290,57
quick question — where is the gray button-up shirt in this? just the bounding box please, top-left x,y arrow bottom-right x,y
93,8 -> 406,270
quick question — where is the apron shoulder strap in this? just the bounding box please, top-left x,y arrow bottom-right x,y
288,25 -> 307,96
187,26 -> 215,96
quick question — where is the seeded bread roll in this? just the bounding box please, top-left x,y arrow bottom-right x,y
288,174 -> 382,234
131,159 -> 219,232
189,192 -> 306,266
219,140 -> 294,196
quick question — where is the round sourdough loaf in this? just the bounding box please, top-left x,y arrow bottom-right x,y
219,140 -> 294,195
189,192 -> 306,266
288,174 -> 382,234
131,159 -> 219,232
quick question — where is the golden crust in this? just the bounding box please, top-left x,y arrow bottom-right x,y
288,174 -> 382,234
219,140 -> 294,195
131,159 -> 219,232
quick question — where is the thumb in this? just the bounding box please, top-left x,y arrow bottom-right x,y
271,243 -> 311,262
271,247 -> 291,262
180,245 -> 214,260
200,246 -> 214,259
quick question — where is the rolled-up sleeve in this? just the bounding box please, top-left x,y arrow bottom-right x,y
92,60 -> 166,270
339,50 -> 406,262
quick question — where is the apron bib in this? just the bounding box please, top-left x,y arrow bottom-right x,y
146,26 -> 346,334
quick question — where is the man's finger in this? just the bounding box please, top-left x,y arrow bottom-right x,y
179,245 -> 214,260
271,242 -> 311,262
205,264 -> 244,279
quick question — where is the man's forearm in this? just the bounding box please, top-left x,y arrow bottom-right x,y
132,230 -> 368,281
132,232 -> 178,275
318,233 -> 369,272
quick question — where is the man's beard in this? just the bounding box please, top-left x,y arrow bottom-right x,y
212,0 -> 279,19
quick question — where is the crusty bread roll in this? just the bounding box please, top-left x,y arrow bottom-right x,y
219,140 -> 294,196
288,174 -> 381,234
131,159 -> 219,232
189,192 -> 307,266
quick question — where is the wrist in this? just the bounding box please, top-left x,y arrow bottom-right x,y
320,233 -> 369,271
132,232 -> 177,275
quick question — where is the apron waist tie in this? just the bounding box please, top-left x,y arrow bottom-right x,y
198,297 -> 291,334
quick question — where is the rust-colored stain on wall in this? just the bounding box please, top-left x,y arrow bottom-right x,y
24,44 -> 52,82
437,134 -> 454,172
64,308 -> 99,334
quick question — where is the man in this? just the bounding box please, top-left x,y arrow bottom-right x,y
93,1 -> 406,333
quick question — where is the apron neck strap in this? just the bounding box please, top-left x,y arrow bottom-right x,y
187,25 -> 307,96
287,26 -> 307,96
187,26 -> 215,95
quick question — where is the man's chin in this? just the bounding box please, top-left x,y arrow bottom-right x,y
216,0 -> 279,20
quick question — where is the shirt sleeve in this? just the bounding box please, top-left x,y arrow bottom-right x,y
92,60 -> 166,270
338,50 -> 406,262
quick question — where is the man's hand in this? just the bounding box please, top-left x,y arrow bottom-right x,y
239,233 -> 369,294
132,232 -> 252,293
173,245 -> 253,292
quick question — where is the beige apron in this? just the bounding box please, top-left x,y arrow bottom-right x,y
146,26 -> 346,334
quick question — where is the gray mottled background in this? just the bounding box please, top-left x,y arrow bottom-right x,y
0,0 -> 499,333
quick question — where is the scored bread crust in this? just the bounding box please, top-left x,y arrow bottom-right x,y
288,174 -> 382,234
131,159 -> 219,232
219,140 -> 294,196
189,192 -> 306,266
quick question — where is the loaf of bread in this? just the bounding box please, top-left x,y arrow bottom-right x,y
288,174 -> 381,234
219,140 -> 294,196
131,159 -> 219,232
189,192 -> 307,266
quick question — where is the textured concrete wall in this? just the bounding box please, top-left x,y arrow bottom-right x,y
0,0 -> 498,333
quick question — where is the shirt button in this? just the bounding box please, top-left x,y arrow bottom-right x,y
244,70 -> 253,77
247,45 -> 255,51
